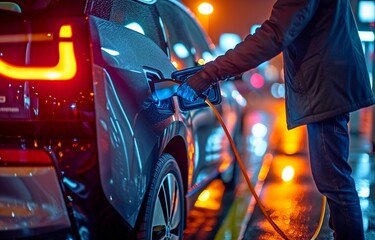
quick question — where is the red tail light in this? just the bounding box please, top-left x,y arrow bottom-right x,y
0,25 -> 77,81
0,149 -> 51,164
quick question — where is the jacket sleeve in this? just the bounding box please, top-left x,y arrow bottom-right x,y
202,0 -> 321,82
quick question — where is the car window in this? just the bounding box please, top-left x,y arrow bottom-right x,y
156,0 -> 215,69
89,0 -> 113,20
176,5 -> 215,64
109,0 -> 166,53
156,1 -> 196,69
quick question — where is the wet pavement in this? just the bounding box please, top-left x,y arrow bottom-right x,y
240,135 -> 375,240
184,92 -> 375,240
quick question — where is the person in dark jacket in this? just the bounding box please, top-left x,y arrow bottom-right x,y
177,0 -> 375,239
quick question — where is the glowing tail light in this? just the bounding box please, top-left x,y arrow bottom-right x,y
0,149 -> 52,164
0,25 -> 77,81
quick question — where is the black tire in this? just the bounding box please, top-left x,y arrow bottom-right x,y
137,153 -> 185,240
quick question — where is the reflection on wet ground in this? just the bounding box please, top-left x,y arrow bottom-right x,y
242,149 -> 375,240
351,152 -> 375,240
242,153 -> 328,240
184,179 -> 236,239
184,94 -> 375,239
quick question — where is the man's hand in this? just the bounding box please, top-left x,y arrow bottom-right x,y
176,81 -> 206,102
176,71 -> 212,102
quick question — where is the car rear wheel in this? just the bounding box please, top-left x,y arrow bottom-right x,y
137,153 -> 185,240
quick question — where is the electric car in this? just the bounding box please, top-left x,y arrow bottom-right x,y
0,0 -> 246,239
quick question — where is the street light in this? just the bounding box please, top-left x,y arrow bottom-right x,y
198,2 -> 213,15
197,2 -> 214,33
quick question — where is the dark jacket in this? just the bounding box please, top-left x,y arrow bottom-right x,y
200,0 -> 375,129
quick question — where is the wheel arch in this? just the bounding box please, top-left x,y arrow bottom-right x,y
163,136 -> 189,195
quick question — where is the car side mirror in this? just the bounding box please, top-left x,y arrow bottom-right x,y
172,66 -> 222,111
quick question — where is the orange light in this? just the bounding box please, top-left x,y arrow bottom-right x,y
281,165 -> 295,182
194,180 -> 224,210
0,25 -> 77,80
172,61 -> 179,69
258,153 -> 273,181
0,33 -> 53,43
197,58 -> 205,65
198,189 -> 210,202
198,2 -> 214,15
59,25 -> 72,38
281,127 -> 306,155
218,159 -> 231,172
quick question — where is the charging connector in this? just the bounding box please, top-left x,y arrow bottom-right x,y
152,79 -> 180,102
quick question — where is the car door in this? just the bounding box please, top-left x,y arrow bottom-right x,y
89,0 -> 182,227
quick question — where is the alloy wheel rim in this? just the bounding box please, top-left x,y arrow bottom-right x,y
152,173 -> 182,239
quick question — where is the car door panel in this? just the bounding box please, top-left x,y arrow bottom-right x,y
88,15 -> 182,227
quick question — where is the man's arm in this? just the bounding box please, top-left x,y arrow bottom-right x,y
203,0 -> 321,81
177,0 -> 321,101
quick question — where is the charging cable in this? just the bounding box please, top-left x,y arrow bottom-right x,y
152,79 -> 326,239
204,99 -> 327,240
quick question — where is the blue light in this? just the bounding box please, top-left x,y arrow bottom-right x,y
125,22 -> 145,35
250,24 -> 261,34
219,33 -> 241,52
358,1 -> 375,23
173,43 -> 189,58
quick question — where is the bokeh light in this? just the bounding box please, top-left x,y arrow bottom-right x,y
281,165 -> 295,182
198,2 -> 214,15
